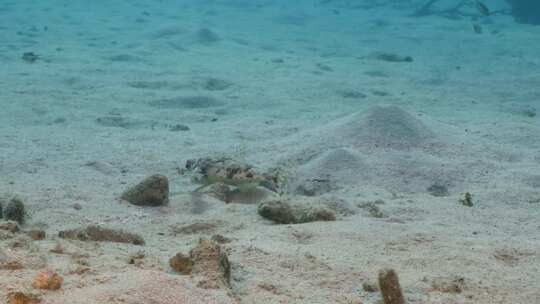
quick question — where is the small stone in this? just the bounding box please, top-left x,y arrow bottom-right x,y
27,229 -> 46,241
121,174 -> 169,206
6,292 -> 41,304
169,252 -> 194,274
72,203 -> 82,210
378,268 -> 405,304
362,281 -> 379,292
169,124 -> 190,131
5,198 -> 26,224
0,221 -> 20,233
32,270 -> 63,290
258,200 -> 296,224
427,183 -> 449,197
58,225 -> 145,245
22,52 -> 40,63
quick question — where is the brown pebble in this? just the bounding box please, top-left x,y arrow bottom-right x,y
6,292 -> 41,304
169,252 -> 193,274
0,221 -> 20,233
32,270 -> 63,290
27,230 -> 46,241
378,268 -> 405,304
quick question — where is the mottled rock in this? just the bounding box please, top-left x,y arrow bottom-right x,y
121,174 -> 169,206
0,221 -> 20,233
169,239 -> 230,289
169,252 -> 194,274
4,197 -> 26,224
257,200 -> 296,224
59,225 -> 145,245
6,292 -> 41,304
27,229 -> 46,241
258,199 -> 336,224
378,268 -> 405,304
32,270 -> 63,290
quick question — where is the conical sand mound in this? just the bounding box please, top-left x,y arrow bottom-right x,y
336,105 -> 435,150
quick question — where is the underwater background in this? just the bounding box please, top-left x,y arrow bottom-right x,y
1,1 -> 539,303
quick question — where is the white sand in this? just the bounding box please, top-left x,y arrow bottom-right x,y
1,0 -> 539,303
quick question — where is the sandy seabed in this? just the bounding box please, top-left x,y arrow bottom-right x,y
1,0 -> 539,303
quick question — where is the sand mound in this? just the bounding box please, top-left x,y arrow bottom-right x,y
288,148 -> 368,195
336,105 -> 435,150
282,106 -> 478,194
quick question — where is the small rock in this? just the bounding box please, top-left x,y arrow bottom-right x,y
169,124 -> 190,132
121,174 -> 169,206
431,276 -> 466,293
4,197 -> 26,224
202,78 -> 231,91
169,252 -> 194,274
190,239 -> 231,288
211,234 -> 231,244
22,52 -> 40,63
32,270 -> 63,290
257,200 -> 296,224
6,292 -> 41,304
362,281 -> 379,292
378,268 -> 405,304
27,229 -> 46,241
0,221 -> 20,233
196,28 -> 220,44
258,199 -> 336,224
59,225 -> 145,245
427,183 -> 449,197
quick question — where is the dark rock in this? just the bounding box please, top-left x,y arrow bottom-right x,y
170,239 -> 230,288
202,78 -> 231,91
378,268 -> 405,304
0,221 -> 20,233
22,52 -> 39,63
59,225 -> 145,245
170,252 -> 194,274
150,96 -> 225,109
338,89 -> 367,99
258,199 -> 336,224
27,229 -> 46,240
427,183 -> 449,197
169,124 -> 190,131
370,52 -> 413,63
4,197 -> 26,224
258,200 -> 296,224
171,221 -> 219,235
121,174 -> 169,206
196,28 -> 220,44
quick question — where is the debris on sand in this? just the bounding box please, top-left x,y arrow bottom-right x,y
258,199 -> 336,224
32,270 -> 63,290
58,225 -> 145,245
121,174 -> 169,207
6,292 -> 41,304
170,239 -> 231,289
3,197 -> 26,224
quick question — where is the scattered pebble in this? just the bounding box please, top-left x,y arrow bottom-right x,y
4,197 -> 26,224
22,52 -> 39,63
121,174 -> 169,207
6,292 -> 41,304
32,270 -> 63,290
59,225 -> 145,245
